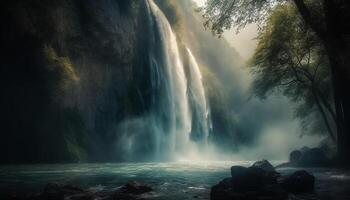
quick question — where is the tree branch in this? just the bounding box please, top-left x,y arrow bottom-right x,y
292,0 -> 327,39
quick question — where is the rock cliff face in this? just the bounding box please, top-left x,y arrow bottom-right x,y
0,0 -> 244,163
0,0 -> 153,163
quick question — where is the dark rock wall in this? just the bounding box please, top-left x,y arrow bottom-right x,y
0,0 -> 152,163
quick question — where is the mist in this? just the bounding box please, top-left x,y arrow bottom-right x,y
0,0 -> 327,163
187,0 -> 325,160
1,0 -> 348,199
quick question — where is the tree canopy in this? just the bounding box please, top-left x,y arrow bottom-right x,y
250,4 -> 336,140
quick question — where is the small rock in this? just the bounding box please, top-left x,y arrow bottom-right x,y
251,159 -> 276,172
281,170 -> 315,193
39,183 -> 92,200
120,181 -> 152,194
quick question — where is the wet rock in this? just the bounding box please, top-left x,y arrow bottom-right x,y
281,170 -> 315,193
11,183 -> 95,200
298,148 -> 331,167
119,181 -> 153,194
40,182 -> 91,200
230,165 -> 280,190
112,181 -> 153,200
230,166 -> 248,179
212,165 -> 287,200
211,176 -> 288,200
12,181 -> 152,200
290,150 -> 302,164
300,146 -> 310,153
251,159 -> 276,172
277,147 -> 332,168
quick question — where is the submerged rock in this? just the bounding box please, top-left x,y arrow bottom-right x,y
11,181 -> 153,200
281,170 -> 315,193
112,181 -> 153,200
251,159 -> 276,172
119,181 -> 153,194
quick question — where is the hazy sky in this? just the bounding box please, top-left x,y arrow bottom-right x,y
192,0 -> 258,60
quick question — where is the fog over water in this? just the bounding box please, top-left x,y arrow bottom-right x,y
190,0 -> 324,160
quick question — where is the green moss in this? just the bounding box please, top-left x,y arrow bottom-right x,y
44,45 -> 79,90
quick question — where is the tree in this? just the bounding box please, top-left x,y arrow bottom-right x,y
202,0 -> 350,163
250,4 -> 336,141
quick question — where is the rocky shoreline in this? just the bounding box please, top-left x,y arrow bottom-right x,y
211,160 -> 316,200
5,147 -> 349,200
9,181 -> 153,200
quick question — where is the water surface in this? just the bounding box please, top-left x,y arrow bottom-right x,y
1,161 -> 349,200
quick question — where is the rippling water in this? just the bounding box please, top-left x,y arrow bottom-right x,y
1,161 -> 349,199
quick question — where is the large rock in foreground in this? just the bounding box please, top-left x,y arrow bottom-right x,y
212,166 -> 288,200
230,166 -> 278,191
281,170 -> 315,193
211,177 -> 288,200
211,161 -> 317,200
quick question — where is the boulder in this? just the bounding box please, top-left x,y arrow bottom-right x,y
300,146 -> 310,153
211,166 -> 287,200
230,166 -> 278,190
230,166 -> 248,179
298,148 -> 331,167
281,170 -> 315,193
251,159 -> 276,172
290,150 -> 302,164
211,176 -> 288,200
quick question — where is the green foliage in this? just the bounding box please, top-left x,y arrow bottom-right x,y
249,4 -> 334,137
202,0 -> 283,35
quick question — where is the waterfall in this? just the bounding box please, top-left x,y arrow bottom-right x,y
186,48 -> 212,146
123,0 -> 212,160
147,0 -> 191,159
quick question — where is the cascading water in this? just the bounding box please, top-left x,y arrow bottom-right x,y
186,48 -> 212,146
147,0 -> 191,159
122,0 -> 213,160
